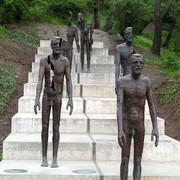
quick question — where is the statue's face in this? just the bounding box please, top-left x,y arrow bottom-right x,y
131,57 -> 144,75
51,38 -> 61,54
124,28 -> 133,42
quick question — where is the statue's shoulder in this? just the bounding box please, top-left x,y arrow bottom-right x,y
117,74 -> 130,85
60,54 -> 69,64
141,75 -> 151,86
116,42 -> 126,50
40,56 -> 48,64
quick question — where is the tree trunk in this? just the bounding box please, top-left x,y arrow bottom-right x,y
162,20 -> 175,48
94,0 -> 100,29
102,17 -> 113,32
151,0 -> 173,56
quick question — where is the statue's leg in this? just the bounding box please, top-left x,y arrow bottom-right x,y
51,98 -> 62,168
120,126 -> 132,180
67,48 -> 73,71
133,126 -> 145,180
86,41 -> 90,73
41,94 -> 51,167
80,36 -> 85,72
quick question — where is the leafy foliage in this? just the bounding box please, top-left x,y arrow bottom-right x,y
0,0 -> 36,23
46,0 -> 90,20
106,0 -> 153,36
0,61 -> 16,115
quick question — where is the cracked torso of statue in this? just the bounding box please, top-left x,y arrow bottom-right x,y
116,54 -> 159,180
34,36 -> 73,168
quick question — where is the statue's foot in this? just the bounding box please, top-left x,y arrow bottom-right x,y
51,157 -> 59,168
51,162 -> 59,168
81,68 -> 85,73
41,160 -> 48,167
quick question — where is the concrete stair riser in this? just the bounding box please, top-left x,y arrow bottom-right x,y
35,54 -> 115,64
3,134 -> 179,162
37,47 -> 109,56
32,62 -> 115,73
11,113 -> 165,135
40,40 -> 104,49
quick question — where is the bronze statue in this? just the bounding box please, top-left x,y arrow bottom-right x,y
67,11 -> 80,71
116,54 -> 159,180
115,27 -> 136,82
34,36 -> 73,168
78,13 -> 94,73
84,18 -> 94,73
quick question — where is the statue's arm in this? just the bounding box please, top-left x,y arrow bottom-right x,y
146,77 -> 159,146
65,59 -> 73,115
115,45 -> 121,84
75,27 -> 80,53
117,78 -> 126,147
34,59 -> 45,114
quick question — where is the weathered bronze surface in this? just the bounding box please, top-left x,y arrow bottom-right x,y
116,54 -> 159,180
34,36 -> 73,168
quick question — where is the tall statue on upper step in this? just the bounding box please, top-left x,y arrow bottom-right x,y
78,13 -> 94,73
115,27 -> 136,93
34,36 -> 73,168
67,11 -> 80,71
116,54 -> 159,180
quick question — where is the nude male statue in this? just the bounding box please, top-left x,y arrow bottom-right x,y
116,54 -> 159,180
115,27 -> 136,83
34,36 -> 73,168
67,11 -> 80,71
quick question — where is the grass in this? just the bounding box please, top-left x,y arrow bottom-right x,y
3,24 -> 40,49
158,78 -> 180,104
0,61 -> 17,116
0,153 -> 2,161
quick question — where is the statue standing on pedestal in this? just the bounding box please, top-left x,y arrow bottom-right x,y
34,36 -> 73,168
116,54 -> 159,180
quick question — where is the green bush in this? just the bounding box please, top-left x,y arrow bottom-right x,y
47,0 -> 89,20
0,25 -> 4,39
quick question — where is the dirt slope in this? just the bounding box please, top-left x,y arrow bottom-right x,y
0,23 -> 179,154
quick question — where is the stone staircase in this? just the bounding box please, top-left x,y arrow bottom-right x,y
0,40 -> 179,180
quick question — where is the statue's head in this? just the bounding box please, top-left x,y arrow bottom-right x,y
130,54 -> 144,75
124,27 -> 133,43
68,11 -> 73,26
51,36 -> 62,55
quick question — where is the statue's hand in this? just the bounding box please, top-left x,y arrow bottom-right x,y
34,100 -> 40,114
151,127 -> 159,147
118,130 -> 126,148
66,99 -> 73,115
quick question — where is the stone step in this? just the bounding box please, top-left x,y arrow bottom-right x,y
35,54 -> 114,64
32,62 -> 115,73
11,113 -> 165,135
24,83 -> 116,98
18,97 -> 152,114
18,97 -> 84,114
40,40 -> 104,49
37,47 -> 109,56
28,72 -> 115,84
0,160 -> 179,180
3,133 -> 180,162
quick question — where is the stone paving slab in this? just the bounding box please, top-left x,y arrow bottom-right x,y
0,160 -> 179,180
